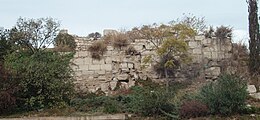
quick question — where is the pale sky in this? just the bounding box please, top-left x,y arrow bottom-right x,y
0,0 -> 257,44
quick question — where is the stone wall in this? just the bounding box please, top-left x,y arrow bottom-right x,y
71,35 -> 233,93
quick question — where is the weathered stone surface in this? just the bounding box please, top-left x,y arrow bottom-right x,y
205,67 -> 221,80
89,65 -> 101,71
189,41 -> 197,48
250,93 -> 260,99
193,48 -> 202,54
100,83 -> 109,91
101,64 -> 113,71
195,35 -> 205,40
98,76 -> 106,81
247,85 -> 257,94
117,74 -> 129,81
110,81 -> 118,90
72,35 -> 233,93
78,51 -> 88,57
80,65 -> 89,70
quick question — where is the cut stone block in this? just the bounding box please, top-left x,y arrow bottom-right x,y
101,64 -> 113,71
195,35 -> 205,41
97,70 -> 106,75
247,85 -> 257,94
80,64 -> 89,70
189,41 -> 198,48
89,65 -> 101,71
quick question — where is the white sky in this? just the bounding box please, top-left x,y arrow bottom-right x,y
1,0 -> 257,44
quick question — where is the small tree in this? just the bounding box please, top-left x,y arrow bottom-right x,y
10,17 -> 60,53
88,32 -> 102,40
54,32 -> 76,52
156,24 -> 195,91
248,0 -> 260,91
170,13 -> 207,34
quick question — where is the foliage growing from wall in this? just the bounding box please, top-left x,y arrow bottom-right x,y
88,32 -> 102,40
111,33 -> 129,50
54,32 -> 76,52
88,41 -> 107,60
125,46 -> 137,55
215,26 -> 232,40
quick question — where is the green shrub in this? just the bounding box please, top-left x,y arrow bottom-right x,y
180,100 -> 209,118
198,74 -> 247,115
54,33 -> 76,52
4,51 -> 75,111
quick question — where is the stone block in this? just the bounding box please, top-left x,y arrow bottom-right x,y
100,83 -> 109,92
251,93 -> 260,99
247,85 -> 257,94
89,65 -> 101,71
93,59 -> 104,65
128,80 -> 136,88
204,52 -> 212,59
211,52 -> 218,59
101,64 -> 113,71
97,70 -> 106,75
80,64 -> 89,70
193,48 -> 202,54
107,46 -> 114,51
195,35 -> 205,41
128,63 -> 134,69
189,41 -> 198,48
205,67 -> 221,79
73,58 -> 84,65
84,57 -> 92,64
82,70 -> 94,75
78,51 -> 88,57
98,76 -> 107,81
110,81 -> 118,91
202,38 -> 211,46
134,45 -> 143,51
105,57 -> 112,64
117,74 -> 129,81
121,63 -> 128,68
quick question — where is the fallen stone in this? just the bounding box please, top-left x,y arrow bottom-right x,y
117,74 -> 129,81
250,93 -> 260,99
247,85 -> 257,94
110,81 -> 118,91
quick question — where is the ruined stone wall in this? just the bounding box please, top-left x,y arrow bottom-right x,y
71,35 -> 232,94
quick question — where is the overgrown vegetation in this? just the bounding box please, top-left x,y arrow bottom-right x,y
198,74 -> 247,115
87,41 -> 107,60
111,33 -> 129,50
204,26 -> 232,40
125,46 -> 137,55
54,32 -> 76,52
0,18 -> 75,115
70,80 -> 190,118
215,26 -> 232,40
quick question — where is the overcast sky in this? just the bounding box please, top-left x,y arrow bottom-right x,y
0,0 -> 257,43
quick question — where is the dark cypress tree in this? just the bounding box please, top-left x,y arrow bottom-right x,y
248,0 -> 260,75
